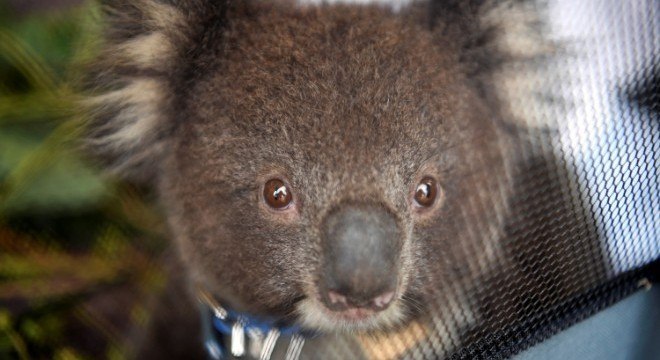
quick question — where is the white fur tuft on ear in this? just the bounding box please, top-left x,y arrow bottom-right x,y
483,1 -> 551,59
87,79 -> 164,148
486,1 -> 559,129
116,32 -> 176,70
141,1 -> 187,30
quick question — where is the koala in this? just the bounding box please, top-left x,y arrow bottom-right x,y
84,0 -> 533,358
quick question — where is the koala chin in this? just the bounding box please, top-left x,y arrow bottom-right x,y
84,0 -> 533,356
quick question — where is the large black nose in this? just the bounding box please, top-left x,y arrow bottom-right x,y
320,205 -> 400,312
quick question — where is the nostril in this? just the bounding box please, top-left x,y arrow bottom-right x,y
324,289 -> 395,312
327,290 -> 348,307
372,291 -> 395,309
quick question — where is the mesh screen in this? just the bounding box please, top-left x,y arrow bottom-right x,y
285,0 -> 659,358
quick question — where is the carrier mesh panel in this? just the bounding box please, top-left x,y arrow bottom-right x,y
290,0 -> 659,358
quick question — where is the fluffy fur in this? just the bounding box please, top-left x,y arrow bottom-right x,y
83,0 -> 538,358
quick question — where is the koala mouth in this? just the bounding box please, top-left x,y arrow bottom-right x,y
296,286 -> 405,331
320,290 -> 397,321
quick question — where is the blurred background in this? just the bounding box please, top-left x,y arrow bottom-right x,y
0,1 -> 167,358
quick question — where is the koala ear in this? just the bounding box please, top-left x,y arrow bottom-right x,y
428,0 -> 550,134
428,0 -> 545,75
82,0 -> 230,181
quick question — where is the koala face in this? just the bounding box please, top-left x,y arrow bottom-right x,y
159,5 -> 509,332
87,0 -> 514,333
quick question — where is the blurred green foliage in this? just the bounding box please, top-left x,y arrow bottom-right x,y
0,1 -> 168,359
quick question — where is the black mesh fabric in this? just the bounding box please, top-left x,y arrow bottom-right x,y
282,0 -> 659,358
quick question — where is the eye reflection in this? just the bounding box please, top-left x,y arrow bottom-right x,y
273,185 -> 287,199
417,183 -> 430,197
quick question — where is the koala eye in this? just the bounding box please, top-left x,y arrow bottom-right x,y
264,179 -> 293,209
414,177 -> 438,207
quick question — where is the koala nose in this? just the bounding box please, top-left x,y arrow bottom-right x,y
320,205 -> 400,312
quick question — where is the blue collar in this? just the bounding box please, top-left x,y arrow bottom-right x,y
197,288 -> 315,360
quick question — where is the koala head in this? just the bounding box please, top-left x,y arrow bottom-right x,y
85,0 -> 517,332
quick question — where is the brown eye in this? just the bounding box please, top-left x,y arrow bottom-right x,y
264,179 -> 293,209
414,177 -> 438,207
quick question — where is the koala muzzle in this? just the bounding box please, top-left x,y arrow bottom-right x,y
320,205 -> 400,312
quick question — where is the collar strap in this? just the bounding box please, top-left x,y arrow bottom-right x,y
197,286 -> 313,360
